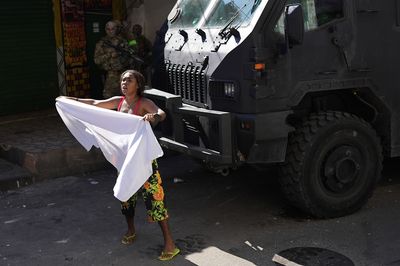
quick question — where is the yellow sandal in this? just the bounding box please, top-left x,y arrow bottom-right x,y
121,233 -> 136,245
158,247 -> 180,261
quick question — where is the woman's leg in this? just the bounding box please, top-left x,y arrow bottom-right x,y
143,160 -> 178,258
120,194 -> 138,244
159,218 -> 176,252
124,215 -> 135,236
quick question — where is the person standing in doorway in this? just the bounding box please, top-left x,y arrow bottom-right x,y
94,20 -> 131,98
127,24 -> 152,78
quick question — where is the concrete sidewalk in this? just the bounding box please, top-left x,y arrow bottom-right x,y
0,108 -> 109,191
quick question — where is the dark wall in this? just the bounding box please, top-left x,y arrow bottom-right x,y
0,0 -> 58,115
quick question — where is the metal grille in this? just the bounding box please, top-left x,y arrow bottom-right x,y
166,63 -> 207,106
209,81 -> 224,98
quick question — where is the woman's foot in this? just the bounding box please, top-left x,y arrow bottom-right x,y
158,247 -> 180,261
121,233 -> 136,245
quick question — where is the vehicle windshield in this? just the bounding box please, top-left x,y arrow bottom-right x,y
205,0 -> 260,28
170,0 -> 261,29
170,0 -> 211,29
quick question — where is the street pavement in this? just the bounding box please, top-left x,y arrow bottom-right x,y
1,154 -> 400,266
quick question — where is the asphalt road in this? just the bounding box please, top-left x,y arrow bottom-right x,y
1,154 -> 400,266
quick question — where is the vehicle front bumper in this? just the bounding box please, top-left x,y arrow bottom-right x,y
144,88 -> 233,165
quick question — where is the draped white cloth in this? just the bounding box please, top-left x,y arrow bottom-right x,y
55,97 -> 163,201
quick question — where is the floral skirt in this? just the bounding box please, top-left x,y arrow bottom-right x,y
120,160 -> 169,222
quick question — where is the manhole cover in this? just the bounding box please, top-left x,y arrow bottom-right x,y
273,247 -> 354,266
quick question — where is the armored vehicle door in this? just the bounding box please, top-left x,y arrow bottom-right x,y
272,0 -> 349,101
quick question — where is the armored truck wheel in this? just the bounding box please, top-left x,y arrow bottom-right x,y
279,111 -> 382,218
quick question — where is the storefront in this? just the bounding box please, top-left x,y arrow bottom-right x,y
0,0 -> 175,116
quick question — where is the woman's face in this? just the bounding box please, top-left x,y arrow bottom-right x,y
121,73 -> 138,96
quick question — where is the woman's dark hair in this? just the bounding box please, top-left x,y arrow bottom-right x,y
120,69 -> 146,96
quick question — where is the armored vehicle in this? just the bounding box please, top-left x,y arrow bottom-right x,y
145,0 -> 394,218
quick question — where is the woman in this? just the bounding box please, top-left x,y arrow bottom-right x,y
64,69 -> 179,261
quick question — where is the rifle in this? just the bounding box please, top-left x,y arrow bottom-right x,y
102,40 -> 145,65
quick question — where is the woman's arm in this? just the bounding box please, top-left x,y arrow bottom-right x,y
57,96 -> 121,110
142,98 -> 166,126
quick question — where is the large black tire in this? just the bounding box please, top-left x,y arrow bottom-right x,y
279,111 -> 382,218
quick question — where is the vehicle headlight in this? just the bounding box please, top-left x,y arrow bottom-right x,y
224,83 -> 235,98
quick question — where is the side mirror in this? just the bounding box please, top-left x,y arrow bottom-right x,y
285,4 -> 304,46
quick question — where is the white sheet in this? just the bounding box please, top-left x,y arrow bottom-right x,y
55,97 -> 163,201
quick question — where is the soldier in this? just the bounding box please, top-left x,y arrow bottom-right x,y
94,20 -> 131,98
127,24 -> 152,79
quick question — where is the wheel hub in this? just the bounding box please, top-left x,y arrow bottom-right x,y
323,146 -> 362,193
336,157 -> 359,183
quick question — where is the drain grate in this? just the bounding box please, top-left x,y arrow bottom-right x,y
273,247 -> 354,266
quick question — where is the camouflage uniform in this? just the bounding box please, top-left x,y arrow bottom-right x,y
128,24 -> 152,78
94,35 -> 131,98
128,35 -> 152,64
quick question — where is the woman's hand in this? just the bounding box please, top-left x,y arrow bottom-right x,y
143,113 -> 161,124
